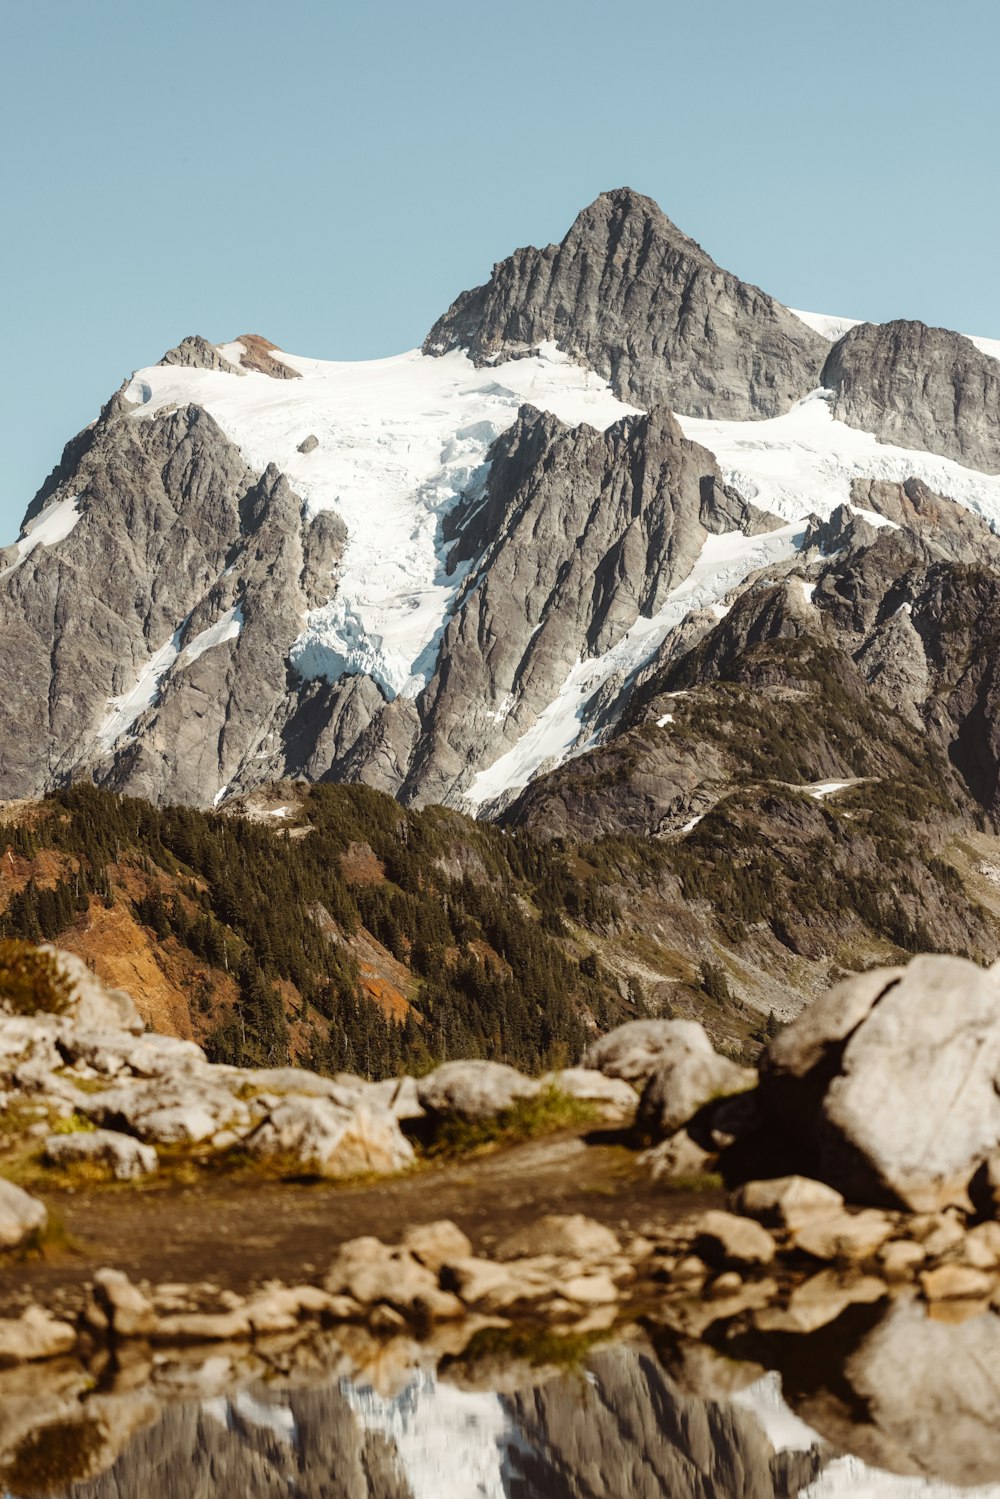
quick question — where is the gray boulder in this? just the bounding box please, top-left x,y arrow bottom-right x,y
417,1059 -> 539,1121
0,1178 -> 47,1250
638,1038 -> 755,1139
44,1128 -> 158,1181
245,1095 -> 415,1177
763,954 -> 1000,1209
584,1017 -> 716,1086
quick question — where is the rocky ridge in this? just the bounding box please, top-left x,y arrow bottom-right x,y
5,188 -> 1000,830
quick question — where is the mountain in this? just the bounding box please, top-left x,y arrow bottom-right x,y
4,186 -> 1000,1025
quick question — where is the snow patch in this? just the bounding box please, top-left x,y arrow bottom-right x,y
120,342 -> 637,700
677,389 -> 1000,532
465,523 -> 805,810
343,1370 -> 512,1499
1,493 -> 81,579
95,629 -> 183,752
177,606 -> 244,667
806,779 -> 858,800
95,607 -> 243,752
656,713 -> 674,726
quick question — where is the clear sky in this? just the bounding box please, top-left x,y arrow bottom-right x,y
2,0 -> 998,540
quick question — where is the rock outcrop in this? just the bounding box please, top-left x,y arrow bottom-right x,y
760,954 -> 1000,1210
823,320 -> 1000,474
425,187 -> 829,418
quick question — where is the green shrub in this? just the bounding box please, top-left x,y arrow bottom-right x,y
0,939 -> 71,1015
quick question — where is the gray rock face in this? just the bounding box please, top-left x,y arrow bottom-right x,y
44,1128 -> 158,1180
762,954 -> 1000,1209
823,320 -> 1000,473
584,1018 -> 717,1086
425,187 -> 828,419
638,1043 -> 756,1139
396,403 -> 766,807
416,1059 -> 539,1121
159,335 -> 243,375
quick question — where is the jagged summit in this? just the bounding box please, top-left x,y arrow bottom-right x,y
4,187 -> 1000,826
424,186 -> 829,420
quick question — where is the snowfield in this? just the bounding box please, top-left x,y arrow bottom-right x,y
121,341 -> 637,699
677,388 -> 1000,532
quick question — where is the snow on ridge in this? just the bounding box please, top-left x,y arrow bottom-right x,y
677,389 -> 1000,532
95,606 -> 244,753
0,493 -> 81,579
122,341 -> 638,701
464,523 -> 806,811
792,306 -> 1000,364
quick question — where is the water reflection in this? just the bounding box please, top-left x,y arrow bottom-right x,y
4,1298 -> 1000,1498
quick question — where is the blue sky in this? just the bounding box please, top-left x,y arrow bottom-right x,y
2,0 -> 998,540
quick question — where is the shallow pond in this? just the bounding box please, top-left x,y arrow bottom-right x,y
4,1295 -> 1000,1497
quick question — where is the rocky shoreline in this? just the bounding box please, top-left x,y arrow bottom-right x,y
3,942 -> 1000,1375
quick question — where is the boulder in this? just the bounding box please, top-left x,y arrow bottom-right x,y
401,1219 -> 473,1272
920,1263 -> 996,1302
91,1268 -> 158,1337
493,1214 -> 621,1263
369,1074 -> 425,1120
0,1177 -> 47,1250
417,1060 -> 539,1121
638,1039 -> 756,1138
792,1209 -> 894,1264
246,1096 -> 414,1177
639,1129 -> 716,1183
44,1128 -> 158,1181
583,1018 -> 716,1085
42,947 -> 144,1033
755,1269 -> 886,1334
326,1237 -> 464,1322
730,1176 -> 845,1232
762,955 -> 1000,1210
0,1306 -> 76,1365
541,1067 -> 637,1122
692,1210 -> 776,1267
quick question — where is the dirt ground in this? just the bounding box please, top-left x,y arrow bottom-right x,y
0,1131 -> 719,1320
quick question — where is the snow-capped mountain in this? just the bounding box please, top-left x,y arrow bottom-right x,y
3,187 -> 1000,815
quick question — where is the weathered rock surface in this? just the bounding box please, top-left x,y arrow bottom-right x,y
0,1178 -> 47,1250
638,1038 -> 755,1139
762,954 -> 1000,1209
426,187 -> 828,418
0,1306 -> 76,1366
416,1060 -> 539,1121
44,1128 -> 158,1181
244,1095 -> 415,1178
730,1176 -> 845,1233
584,1018 -> 717,1086
692,1210 -> 776,1267
823,320 -> 1000,474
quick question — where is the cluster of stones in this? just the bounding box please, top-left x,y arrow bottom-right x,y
0,1212 -> 643,1367
0,948 -> 637,1218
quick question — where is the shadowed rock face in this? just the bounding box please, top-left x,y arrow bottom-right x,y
60,1387 -> 415,1499
822,320 -> 1000,474
424,188 -> 829,419
505,1345 -> 820,1499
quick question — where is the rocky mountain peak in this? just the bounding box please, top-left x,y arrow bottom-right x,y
423,186 -> 828,420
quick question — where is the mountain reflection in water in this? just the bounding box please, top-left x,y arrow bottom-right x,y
5,1299 -> 1000,1498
